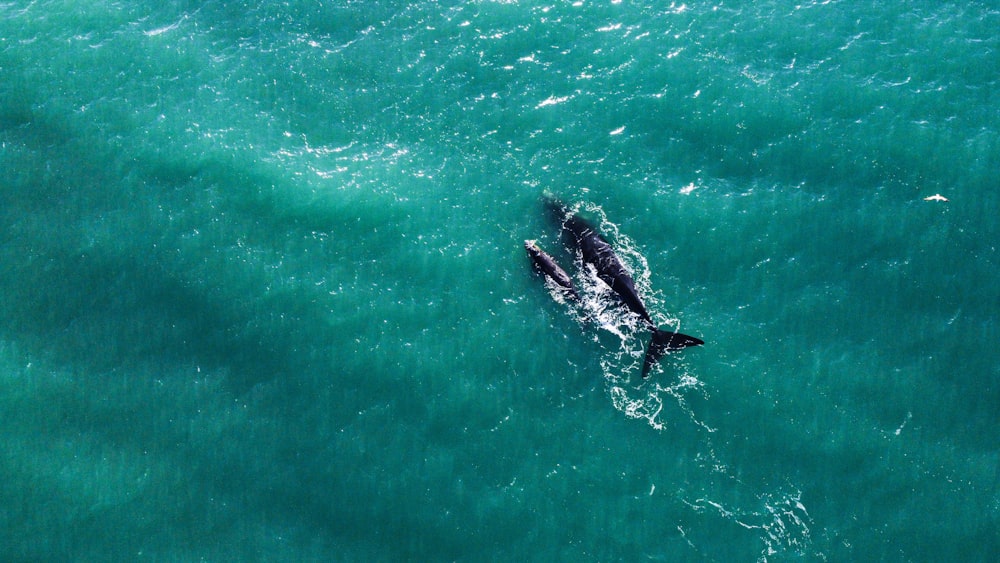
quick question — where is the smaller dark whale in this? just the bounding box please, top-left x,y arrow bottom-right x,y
525,240 -> 579,300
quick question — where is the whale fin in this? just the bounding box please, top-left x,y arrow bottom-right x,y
642,329 -> 703,377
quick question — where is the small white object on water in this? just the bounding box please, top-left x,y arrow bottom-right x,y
923,194 -> 948,202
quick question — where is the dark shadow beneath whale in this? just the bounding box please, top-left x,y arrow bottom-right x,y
539,196 -> 703,377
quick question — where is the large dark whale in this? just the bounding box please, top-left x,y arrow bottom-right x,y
544,196 -> 703,376
525,239 -> 579,300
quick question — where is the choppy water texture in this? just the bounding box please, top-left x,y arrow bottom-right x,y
2,1 -> 998,561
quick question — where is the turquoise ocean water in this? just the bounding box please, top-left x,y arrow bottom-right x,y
2,1 -> 998,560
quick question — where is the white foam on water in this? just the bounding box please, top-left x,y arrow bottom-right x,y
563,202 -> 816,560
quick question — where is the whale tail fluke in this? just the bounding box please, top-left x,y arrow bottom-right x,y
642,329 -> 703,377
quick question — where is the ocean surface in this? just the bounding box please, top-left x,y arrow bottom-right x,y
2,1 -> 998,561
